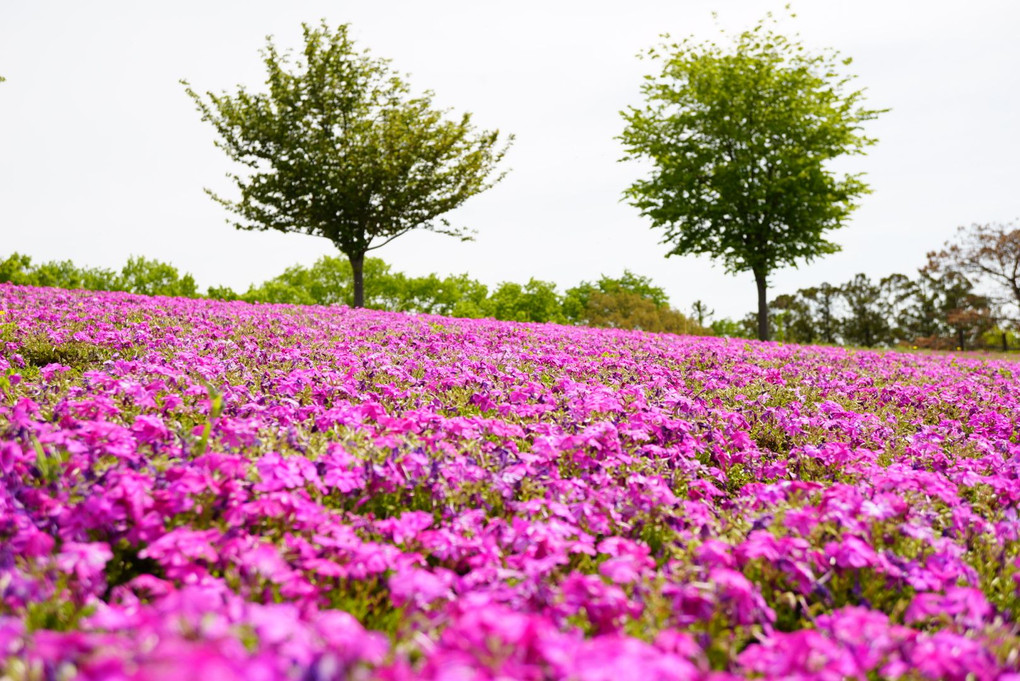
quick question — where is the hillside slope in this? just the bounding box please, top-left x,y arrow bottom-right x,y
1,284 -> 1018,679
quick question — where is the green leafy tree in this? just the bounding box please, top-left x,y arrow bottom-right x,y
738,313 -> 761,339
488,279 -> 565,324
238,255 -> 492,316
0,253 -> 119,292
619,11 -> 884,340
562,271 -> 704,334
877,272 -> 917,343
770,292 -> 817,343
886,265 -> 991,349
709,317 -> 753,339
442,277 -> 493,319
242,280 -> 316,305
563,271 -> 670,323
840,273 -> 891,347
184,22 -> 512,308
386,272 -> 490,317
242,256 -> 389,307
119,256 -> 198,298
582,291 -> 705,334
207,285 -> 241,301
0,253 -> 34,284
26,259 -> 90,290
798,283 -> 841,344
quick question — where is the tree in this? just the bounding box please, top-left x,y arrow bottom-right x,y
619,11 -> 884,340
840,273 -> 891,347
709,317 -> 753,339
877,272 -> 915,345
184,22 -> 512,307
798,283 -> 841,344
563,271 -> 670,323
770,292 -> 816,343
0,253 -> 120,292
385,272 -> 490,317
0,253 -> 34,284
249,256 -> 393,307
690,300 -> 714,327
890,266 -> 987,348
946,298 -> 993,351
242,280 -> 316,306
929,221 -> 1020,327
581,292 -> 704,334
119,256 -> 199,298
488,279 -> 565,324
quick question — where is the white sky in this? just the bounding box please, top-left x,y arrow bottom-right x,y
1,1 -> 1018,320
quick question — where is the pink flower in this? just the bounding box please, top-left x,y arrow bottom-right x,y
56,541 -> 112,593
131,414 -> 169,444
709,568 -> 775,626
388,567 -> 455,609
906,587 -> 992,628
825,536 -> 879,570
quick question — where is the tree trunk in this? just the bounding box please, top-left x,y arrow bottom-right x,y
349,252 -> 365,308
754,269 -> 770,341
958,327 -> 965,351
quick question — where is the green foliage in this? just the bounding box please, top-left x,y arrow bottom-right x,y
244,256 -> 374,306
883,268 -> 992,350
206,285 -> 241,301
755,268 -> 1001,350
17,335 -> 117,370
708,317 -> 753,339
770,293 -> 815,344
488,279 -> 565,324
183,21 -> 512,307
119,256 -> 198,298
0,253 -> 32,284
104,539 -> 166,596
620,10 -> 885,340
232,255 -> 493,316
584,291 -> 706,334
562,272 -> 706,334
386,272 -> 491,317
799,284 -> 841,345
0,253 -> 119,291
837,274 -> 891,347
982,327 -> 1020,352
2,250 -> 717,337
690,300 -> 714,327
0,253 -> 197,297
563,271 -> 670,323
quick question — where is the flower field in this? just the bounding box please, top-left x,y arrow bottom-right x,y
1,284 -> 1019,680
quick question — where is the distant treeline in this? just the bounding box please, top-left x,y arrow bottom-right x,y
0,253 -> 709,336
739,270 -> 1016,352
6,251 -> 1015,350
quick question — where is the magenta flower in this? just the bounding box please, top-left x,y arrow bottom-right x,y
3,284 -> 1019,678
55,541 -> 113,594
906,587 -> 993,628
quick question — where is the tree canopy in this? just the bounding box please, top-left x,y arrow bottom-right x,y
619,11 -> 884,340
0,253 -> 197,298
929,221 -> 1020,327
184,21 -> 512,307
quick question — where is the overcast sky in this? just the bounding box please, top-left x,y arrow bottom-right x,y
1,1 -> 1018,320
